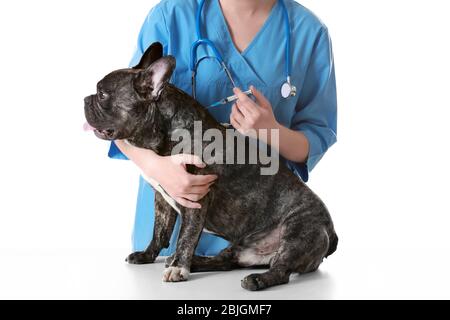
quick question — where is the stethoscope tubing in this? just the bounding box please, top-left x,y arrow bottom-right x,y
191,0 -> 294,100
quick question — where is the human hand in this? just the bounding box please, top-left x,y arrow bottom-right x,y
230,86 -> 279,139
146,154 -> 218,209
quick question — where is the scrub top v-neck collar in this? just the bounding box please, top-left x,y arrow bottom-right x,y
210,0 -> 281,87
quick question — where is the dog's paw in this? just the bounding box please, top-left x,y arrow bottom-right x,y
241,274 -> 266,291
163,266 -> 190,282
126,252 -> 156,265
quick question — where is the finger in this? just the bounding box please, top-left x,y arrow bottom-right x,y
230,113 -> 243,129
181,192 -> 209,202
184,184 -> 213,194
179,185 -> 213,199
175,154 -> 206,168
231,104 -> 246,125
207,180 -> 216,188
250,85 -> 271,109
235,99 -> 256,118
189,174 -> 218,186
230,115 -> 241,130
233,87 -> 255,106
232,103 -> 244,117
175,197 -> 202,209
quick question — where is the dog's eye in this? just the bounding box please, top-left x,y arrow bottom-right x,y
98,91 -> 108,100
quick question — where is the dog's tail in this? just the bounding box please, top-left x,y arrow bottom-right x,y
326,232 -> 339,258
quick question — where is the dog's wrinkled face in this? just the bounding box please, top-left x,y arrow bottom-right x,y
84,42 -> 176,140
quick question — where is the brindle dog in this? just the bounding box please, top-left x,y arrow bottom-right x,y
84,42 -> 338,291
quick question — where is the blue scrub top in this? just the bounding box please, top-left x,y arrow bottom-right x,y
108,0 -> 337,256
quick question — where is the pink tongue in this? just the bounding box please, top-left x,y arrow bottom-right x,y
83,122 -> 95,132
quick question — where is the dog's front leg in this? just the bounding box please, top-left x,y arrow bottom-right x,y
163,205 -> 208,282
127,191 -> 177,264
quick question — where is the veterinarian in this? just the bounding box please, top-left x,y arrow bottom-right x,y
110,0 -> 337,256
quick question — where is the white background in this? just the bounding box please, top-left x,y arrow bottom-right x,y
0,0 -> 449,299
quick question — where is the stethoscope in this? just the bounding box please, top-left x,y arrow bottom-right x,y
190,0 -> 297,106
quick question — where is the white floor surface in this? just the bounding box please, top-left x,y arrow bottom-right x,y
1,246 -> 448,300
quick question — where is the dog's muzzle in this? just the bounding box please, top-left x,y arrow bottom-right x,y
83,96 -> 117,140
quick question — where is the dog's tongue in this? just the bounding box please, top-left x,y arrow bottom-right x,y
83,122 -> 95,132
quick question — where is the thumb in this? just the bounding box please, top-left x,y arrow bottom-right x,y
250,86 -> 271,109
175,154 -> 206,168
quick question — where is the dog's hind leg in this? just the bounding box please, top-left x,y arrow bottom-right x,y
241,218 -> 331,291
127,192 -> 177,264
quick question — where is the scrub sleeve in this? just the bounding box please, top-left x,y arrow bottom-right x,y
287,27 -> 337,182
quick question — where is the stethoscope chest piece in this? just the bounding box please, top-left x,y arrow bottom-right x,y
281,80 -> 297,99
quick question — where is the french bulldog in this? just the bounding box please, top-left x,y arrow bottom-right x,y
84,42 -> 338,291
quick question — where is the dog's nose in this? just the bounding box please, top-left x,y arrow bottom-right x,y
84,96 -> 91,105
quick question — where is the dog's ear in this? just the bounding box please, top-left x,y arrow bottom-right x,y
133,42 -> 164,70
134,56 -> 176,99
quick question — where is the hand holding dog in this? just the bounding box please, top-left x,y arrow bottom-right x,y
151,154 -> 218,209
114,141 -> 217,210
